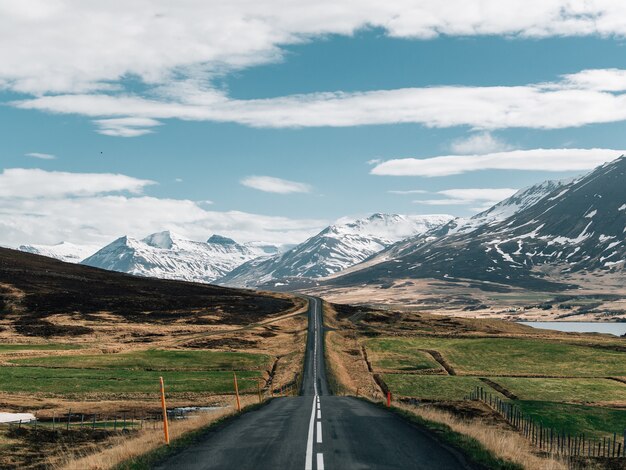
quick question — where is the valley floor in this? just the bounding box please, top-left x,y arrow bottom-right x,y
324,300 -> 626,468
305,274 -> 626,323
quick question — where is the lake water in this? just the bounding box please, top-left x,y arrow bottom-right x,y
520,321 -> 626,336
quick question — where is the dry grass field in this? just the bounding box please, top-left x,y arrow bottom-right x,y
323,301 -> 626,469
0,249 -> 309,469
307,275 -> 626,322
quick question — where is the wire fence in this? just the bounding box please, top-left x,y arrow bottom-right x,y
468,386 -> 625,459
1,409 -> 196,433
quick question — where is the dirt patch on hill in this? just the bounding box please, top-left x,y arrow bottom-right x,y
184,337 -> 258,349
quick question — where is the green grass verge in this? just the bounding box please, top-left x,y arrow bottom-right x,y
375,350 -> 443,372
514,401 -> 626,439
367,337 -> 626,376
0,367 -> 262,394
383,375 -> 506,401
0,343 -> 82,352
114,402 -> 269,470
384,403 -> 522,470
11,349 -> 270,371
491,377 -> 626,403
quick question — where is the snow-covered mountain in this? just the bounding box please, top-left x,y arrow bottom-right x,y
82,231 -> 276,283
18,241 -> 99,263
329,155 -> 626,290
360,177 -> 570,267
218,213 -> 453,288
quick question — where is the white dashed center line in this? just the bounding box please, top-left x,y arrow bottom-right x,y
305,395 -> 317,470
317,453 -> 325,470
306,299 -> 324,469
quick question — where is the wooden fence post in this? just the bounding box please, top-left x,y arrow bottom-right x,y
233,372 -> 241,412
159,376 -> 170,445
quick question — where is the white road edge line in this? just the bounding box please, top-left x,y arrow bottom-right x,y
306,299 -> 321,470
317,409 -> 321,419
317,453 -> 325,470
305,394 -> 317,470
313,298 -> 318,396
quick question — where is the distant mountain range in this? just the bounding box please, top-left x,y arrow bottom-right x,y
16,156 -> 625,290
326,156 -> 625,290
218,213 -> 453,288
79,231 -> 279,284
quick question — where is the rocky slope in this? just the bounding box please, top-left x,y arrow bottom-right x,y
328,156 -> 626,290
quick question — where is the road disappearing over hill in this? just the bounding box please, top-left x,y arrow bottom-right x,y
154,297 -> 475,470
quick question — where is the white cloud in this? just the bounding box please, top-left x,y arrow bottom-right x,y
388,189 -> 428,194
0,168 -> 325,247
438,188 -> 518,201
4,1 -> 626,134
371,148 -> 625,177
0,168 -> 154,198
93,117 -> 162,137
414,199 -> 472,206
15,70 -> 626,132
241,175 -> 312,194
414,187 -> 518,207
24,152 -> 56,160
558,68 -> 626,92
450,132 -> 511,154
2,1 -> 626,96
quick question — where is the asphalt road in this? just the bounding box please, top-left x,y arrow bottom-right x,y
154,297 -> 476,470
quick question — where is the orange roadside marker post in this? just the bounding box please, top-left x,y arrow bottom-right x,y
387,391 -> 391,407
233,372 -> 241,412
159,376 -> 170,445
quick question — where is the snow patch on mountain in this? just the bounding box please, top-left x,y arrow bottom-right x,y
328,155 -> 626,290
82,231 -> 275,283
18,241 -> 99,263
218,213 -> 453,288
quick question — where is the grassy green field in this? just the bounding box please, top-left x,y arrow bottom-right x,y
491,377 -> 626,403
383,375 -> 506,401
0,343 -> 82,352
11,349 -> 270,371
373,350 -> 443,372
366,337 -> 626,376
515,401 -> 626,439
0,366 -> 263,394
1,350 -> 271,395
368,335 -> 626,440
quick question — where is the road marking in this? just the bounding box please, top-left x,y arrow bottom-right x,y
317,453 -> 325,470
313,298 -> 318,396
305,394 -> 317,470
316,421 -> 323,443
317,409 -> 321,419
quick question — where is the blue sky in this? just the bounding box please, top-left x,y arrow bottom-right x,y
2,2 -> 626,247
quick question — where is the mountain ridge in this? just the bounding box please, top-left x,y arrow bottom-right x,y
218,213 -> 454,288
81,231 -> 276,284
326,156 -> 625,290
